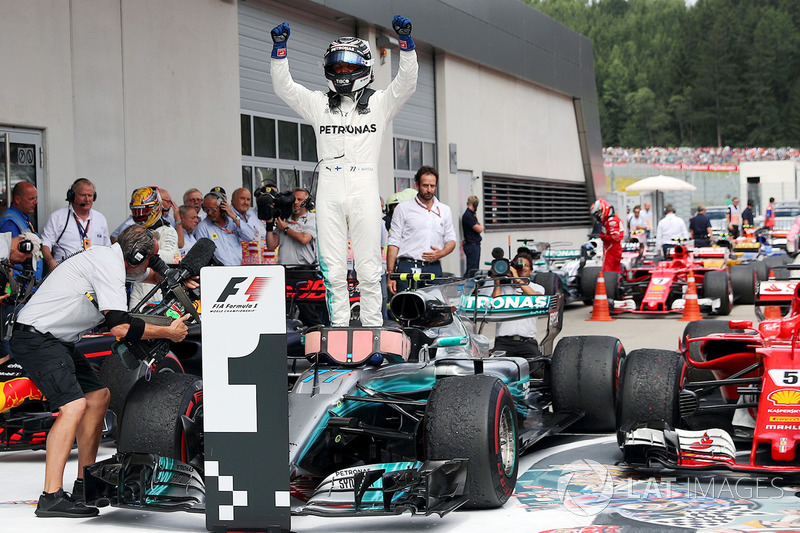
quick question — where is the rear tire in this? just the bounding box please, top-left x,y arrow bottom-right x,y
425,374 -> 517,509
99,353 -> 184,436
579,267 -> 616,304
551,336 -> 624,432
616,349 -> 685,446
117,373 -> 203,463
703,270 -> 732,315
579,266 -> 601,305
729,263 -> 756,304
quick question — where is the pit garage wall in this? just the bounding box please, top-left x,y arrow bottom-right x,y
0,0 -> 241,230
436,55 -> 591,274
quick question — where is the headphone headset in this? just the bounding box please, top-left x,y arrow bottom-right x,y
125,228 -> 155,267
66,178 -> 97,203
297,187 -> 315,211
204,190 -> 227,206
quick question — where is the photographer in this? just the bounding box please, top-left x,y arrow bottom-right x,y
265,188 -> 317,266
492,252 -> 544,359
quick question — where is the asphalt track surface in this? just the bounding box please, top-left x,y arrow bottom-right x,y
3,302 -> 800,532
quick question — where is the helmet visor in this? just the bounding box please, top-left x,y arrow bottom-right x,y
324,50 -> 370,68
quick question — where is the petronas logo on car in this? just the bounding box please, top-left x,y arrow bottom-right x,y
459,294 -> 550,312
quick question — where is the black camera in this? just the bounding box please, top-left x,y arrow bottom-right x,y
489,248 -> 523,277
256,189 -> 295,222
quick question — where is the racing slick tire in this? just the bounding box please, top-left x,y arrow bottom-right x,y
729,263 -> 757,304
754,260 -> 768,282
765,254 -> 789,270
533,272 -> 561,296
702,270 -> 732,315
579,267 -> 617,305
681,320 -> 743,364
616,349 -> 686,447
424,374 -> 517,509
117,373 -> 203,464
551,335 -> 624,432
99,352 -> 184,437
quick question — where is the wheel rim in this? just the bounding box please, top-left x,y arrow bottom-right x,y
498,405 -> 516,476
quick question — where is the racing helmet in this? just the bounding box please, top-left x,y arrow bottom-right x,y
130,186 -> 163,228
590,198 -> 614,222
324,37 -> 374,94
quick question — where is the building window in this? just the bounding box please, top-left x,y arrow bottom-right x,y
241,113 -> 318,193
253,116 -> 276,158
393,137 -> 435,192
483,175 -> 592,229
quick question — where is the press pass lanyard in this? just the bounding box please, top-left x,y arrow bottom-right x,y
73,212 -> 91,249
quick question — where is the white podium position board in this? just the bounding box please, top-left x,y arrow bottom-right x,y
201,265 -> 290,532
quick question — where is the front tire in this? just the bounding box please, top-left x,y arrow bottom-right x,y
551,336 -> 624,432
616,349 -> 685,446
703,270 -> 732,315
729,263 -> 756,304
117,373 -> 203,464
425,374 -> 517,509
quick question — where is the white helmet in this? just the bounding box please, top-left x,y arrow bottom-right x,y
324,37 -> 374,94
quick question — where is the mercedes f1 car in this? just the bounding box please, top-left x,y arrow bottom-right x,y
617,276 -> 800,474
84,274 -> 624,517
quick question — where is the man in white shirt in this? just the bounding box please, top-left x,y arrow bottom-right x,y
41,178 -> 110,272
11,225 -> 189,518
726,196 -> 742,239
387,166 -> 457,294
655,204 -> 690,256
492,252 -> 545,359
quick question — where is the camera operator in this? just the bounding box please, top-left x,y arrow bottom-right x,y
265,188 -> 317,266
10,225 -> 190,518
0,232 -> 36,366
492,251 -> 544,359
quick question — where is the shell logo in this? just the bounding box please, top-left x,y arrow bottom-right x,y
768,389 -> 800,406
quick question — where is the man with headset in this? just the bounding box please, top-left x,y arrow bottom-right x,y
193,190 -> 255,266
41,178 -> 110,272
10,225 -> 190,518
266,187 -> 317,266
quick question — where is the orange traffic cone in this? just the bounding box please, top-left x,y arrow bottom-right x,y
587,271 -> 615,321
679,271 -> 703,321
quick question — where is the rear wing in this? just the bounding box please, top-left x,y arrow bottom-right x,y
456,277 -> 564,356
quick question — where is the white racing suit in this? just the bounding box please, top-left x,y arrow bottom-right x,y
271,50 -> 417,326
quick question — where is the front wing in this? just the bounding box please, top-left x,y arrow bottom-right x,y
621,426 -> 800,474
297,460 -> 469,517
84,453 -> 205,513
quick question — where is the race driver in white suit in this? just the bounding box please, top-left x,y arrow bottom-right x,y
270,15 -> 418,327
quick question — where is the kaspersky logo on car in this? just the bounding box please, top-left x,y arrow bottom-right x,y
208,276 -> 271,314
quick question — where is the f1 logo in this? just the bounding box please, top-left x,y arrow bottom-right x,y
217,277 -> 270,303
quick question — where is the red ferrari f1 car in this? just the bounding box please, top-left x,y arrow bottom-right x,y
608,244 -> 733,316
617,276 -> 800,473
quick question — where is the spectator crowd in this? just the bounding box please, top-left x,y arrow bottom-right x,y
604,146 -> 800,165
